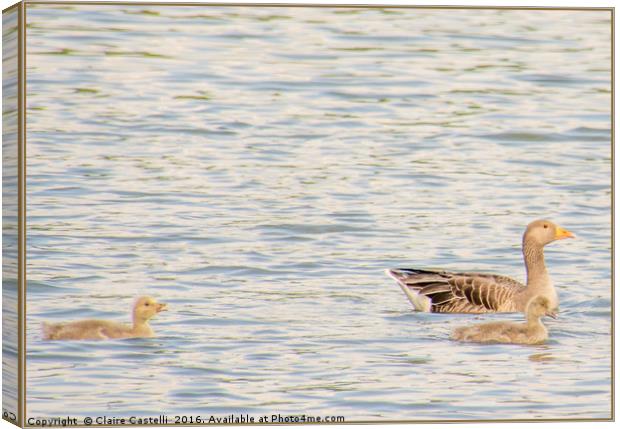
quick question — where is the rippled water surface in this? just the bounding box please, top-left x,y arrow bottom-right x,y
24,5 -> 611,421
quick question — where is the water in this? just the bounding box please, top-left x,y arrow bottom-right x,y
22,5 -> 611,421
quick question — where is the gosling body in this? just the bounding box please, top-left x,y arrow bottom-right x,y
451,295 -> 553,345
42,296 -> 167,341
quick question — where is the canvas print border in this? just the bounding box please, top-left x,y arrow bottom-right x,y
1,1 -> 615,426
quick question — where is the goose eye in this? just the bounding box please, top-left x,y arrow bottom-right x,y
543,224 -> 548,229
144,303 -> 150,306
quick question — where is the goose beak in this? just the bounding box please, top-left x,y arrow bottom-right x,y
156,303 -> 168,313
554,226 -> 575,240
546,310 -> 558,319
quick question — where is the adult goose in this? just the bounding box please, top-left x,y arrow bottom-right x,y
42,296 -> 167,341
451,295 -> 554,345
386,220 -> 574,314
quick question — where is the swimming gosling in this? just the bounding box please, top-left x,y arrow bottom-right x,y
42,296 -> 167,341
451,295 -> 554,345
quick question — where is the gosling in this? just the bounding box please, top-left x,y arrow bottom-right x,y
451,295 -> 554,345
42,296 -> 167,341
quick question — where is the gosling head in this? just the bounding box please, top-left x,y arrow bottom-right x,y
523,219 -> 575,247
526,295 -> 556,319
133,296 -> 167,323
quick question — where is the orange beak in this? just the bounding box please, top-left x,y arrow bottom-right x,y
554,226 -> 575,240
156,303 -> 168,313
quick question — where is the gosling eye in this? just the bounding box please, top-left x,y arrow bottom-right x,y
543,224 -> 548,229
144,302 -> 150,307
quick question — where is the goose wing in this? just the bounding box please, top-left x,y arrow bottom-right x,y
386,268 -> 524,313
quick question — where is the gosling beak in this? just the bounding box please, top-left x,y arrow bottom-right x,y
546,310 -> 558,319
554,226 -> 575,240
156,303 -> 168,313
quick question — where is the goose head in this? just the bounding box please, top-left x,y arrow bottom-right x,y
133,296 -> 167,323
523,219 -> 575,247
526,295 -> 556,319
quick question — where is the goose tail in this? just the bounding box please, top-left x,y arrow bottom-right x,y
385,268 -> 433,312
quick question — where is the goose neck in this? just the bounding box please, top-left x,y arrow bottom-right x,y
132,318 -> 152,335
133,315 -> 149,329
526,311 -> 543,327
523,238 -> 548,286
